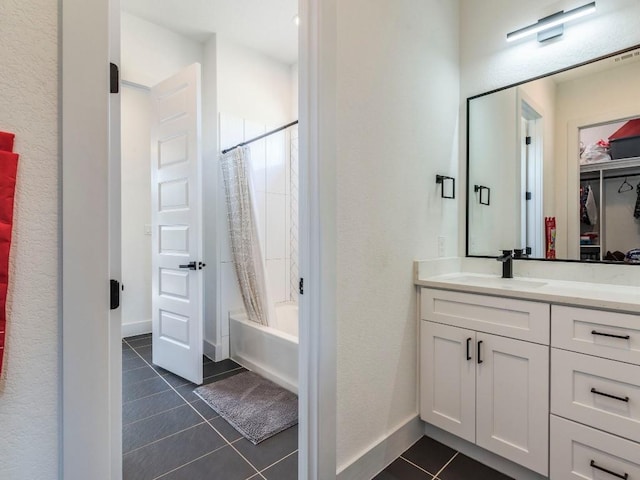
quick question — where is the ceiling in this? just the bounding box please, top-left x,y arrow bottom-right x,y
122,0 -> 299,65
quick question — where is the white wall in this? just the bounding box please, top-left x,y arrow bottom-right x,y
121,85 -> 152,335
217,37 -> 294,125
468,88 -> 518,255
0,0 -> 59,478
459,0 -> 640,256
120,13 -> 205,334
121,11 -> 204,87
335,0 -> 460,472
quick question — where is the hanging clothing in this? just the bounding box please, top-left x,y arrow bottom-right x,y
580,184 -> 598,225
635,182 -> 640,219
586,185 -> 598,226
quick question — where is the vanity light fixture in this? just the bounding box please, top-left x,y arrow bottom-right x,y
506,1 -> 596,43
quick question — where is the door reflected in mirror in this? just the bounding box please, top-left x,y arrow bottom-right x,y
467,45 -> 640,264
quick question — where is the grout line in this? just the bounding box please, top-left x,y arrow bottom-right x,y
122,402 -> 193,428
398,456 -> 438,477
123,421 -> 207,456
151,442 -> 233,479
123,339 -> 263,477
434,451 -> 459,478
258,449 -> 297,474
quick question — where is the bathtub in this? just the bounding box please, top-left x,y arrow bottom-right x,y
229,302 -> 298,393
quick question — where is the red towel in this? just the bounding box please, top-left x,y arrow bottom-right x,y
0,131 -> 15,152
0,140 -> 18,375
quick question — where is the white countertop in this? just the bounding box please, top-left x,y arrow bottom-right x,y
414,261 -> 640,313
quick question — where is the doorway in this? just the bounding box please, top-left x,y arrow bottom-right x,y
121,2 -> 304,478
62,0 -> 337,479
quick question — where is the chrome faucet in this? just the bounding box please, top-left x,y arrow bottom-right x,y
497,250 -> 513,279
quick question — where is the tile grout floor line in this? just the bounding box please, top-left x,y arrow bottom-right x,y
122,337 -> 270,480
258,448 -> 298,475
397,456 -> 439,478
433,451 -> 458,478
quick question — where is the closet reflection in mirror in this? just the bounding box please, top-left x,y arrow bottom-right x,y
467,45 -> 640,263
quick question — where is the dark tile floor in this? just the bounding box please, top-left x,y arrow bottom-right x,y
122,334 -> 298,480
375,436 -> 514,480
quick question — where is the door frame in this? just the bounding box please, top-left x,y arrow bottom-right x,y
61,0 -> 337,479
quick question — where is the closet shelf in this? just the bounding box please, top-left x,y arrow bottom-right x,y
580,156 -> 640,174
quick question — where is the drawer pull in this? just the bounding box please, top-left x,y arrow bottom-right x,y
591,330 -> 631,340
591,388 -> 630,403
477,340 -> 483,364
590,460 -> 629,479
466,337 -> 472,361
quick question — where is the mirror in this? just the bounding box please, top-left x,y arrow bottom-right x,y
467,45 -> 640,264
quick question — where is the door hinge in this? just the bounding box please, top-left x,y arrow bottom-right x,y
110,279 -> 120,310
110,62 -> 119,94
299,278 -> 304,295
525,191 -> 532,200
525,136 -> 532,145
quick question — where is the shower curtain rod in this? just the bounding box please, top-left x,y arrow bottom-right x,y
221,120 -> 298,155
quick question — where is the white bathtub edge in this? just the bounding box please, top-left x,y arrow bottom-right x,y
230,352 -> 298,395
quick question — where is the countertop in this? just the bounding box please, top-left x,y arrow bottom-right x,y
415,267 -> 640,313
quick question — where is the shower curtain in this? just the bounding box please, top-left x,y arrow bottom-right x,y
220,146 -> 270,327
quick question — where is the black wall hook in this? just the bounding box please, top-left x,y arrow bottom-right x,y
436,175 -> 455,199
474,184 -> 490,205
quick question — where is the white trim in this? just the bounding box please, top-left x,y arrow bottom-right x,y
424,423 -> 547,480
62,0 -> 119,477
337,416 -> 424,480
298,0 -> 337,478
203,338 -> 218,361
121,320 -> 152,338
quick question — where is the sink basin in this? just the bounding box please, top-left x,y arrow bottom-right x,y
448,275 -> 547,289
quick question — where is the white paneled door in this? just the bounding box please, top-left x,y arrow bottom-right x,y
150,63 -> 203,385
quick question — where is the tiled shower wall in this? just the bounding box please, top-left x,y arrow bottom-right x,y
218,114 -> 298,351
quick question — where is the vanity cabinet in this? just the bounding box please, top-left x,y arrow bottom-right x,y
420,288 -> 550,476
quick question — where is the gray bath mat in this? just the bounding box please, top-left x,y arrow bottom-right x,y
194,371 -> 298,444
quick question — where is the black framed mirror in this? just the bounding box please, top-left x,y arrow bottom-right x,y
466,44 -> 640,265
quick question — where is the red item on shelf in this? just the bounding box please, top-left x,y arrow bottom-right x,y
609,119 -> 640,140
545,217 -> 556,260
0,135 -> 19,376
0,131 -> 15,152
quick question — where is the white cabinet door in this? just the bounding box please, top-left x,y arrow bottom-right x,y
421,321 -> 476,443
150,63 -> 204,385
476,333 -> 549,476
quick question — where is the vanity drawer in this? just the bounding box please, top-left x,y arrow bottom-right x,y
552,305 -> 640,365
550,415 -> 640,480
551,349 -> 640,443
420,288 -> 549,344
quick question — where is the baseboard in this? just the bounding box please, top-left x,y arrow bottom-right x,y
121,319 -> 152,338
337,415 -> 423,480
203,339 -> 218,362
423,423 -> 548,480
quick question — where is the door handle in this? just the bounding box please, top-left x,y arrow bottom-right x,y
179,261 -> 206,271
466,337 -> 472,361
477,340 -> 483,364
